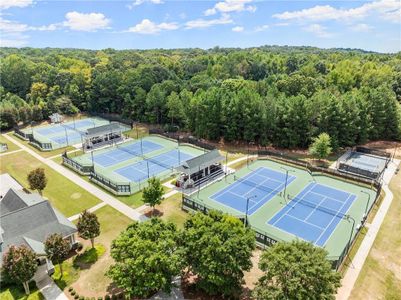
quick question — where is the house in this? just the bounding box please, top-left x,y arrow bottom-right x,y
0,188 -> 77,278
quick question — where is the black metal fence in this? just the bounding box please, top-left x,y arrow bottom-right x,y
90,171 -> 131,194
149,129 -> 216,150
356,146 -> 391,158
62,152 -> 94,174
14,127 -> 32,140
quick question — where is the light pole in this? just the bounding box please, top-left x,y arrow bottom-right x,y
361,190 -> 371,217
245,195 -> 257,228
345,215 -> 356,254
280,167 -> 294,199
146,161 -> 150,179
64,127 -> 69,146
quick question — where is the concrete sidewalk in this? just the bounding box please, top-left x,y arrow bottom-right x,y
37,275 -> 68,300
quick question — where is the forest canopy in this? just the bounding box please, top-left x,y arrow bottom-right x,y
1,46 -> 400,149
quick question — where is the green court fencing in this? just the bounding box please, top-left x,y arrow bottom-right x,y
14,127 -> 32,140
28,135 -> 53,151
90,171 -> 131,195
62,152 -> 94,175
149,129 -> 216,150
90,112 -> 133,127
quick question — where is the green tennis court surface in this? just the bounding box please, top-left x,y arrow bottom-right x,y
21,117 -> 120,149
71,135 -> 205,192
186,159 -> 376,259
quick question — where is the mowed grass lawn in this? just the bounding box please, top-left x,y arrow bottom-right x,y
0,134 -> 20,152
59,205 -> 133,298
0,282 -> 43,300
350,170 -> 401,299
0,151 -> 101,217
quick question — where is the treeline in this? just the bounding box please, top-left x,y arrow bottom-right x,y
1,46 -> 400,149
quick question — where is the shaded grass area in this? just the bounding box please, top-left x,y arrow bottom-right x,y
62,205 -> 133,297
73,245 -> 106,269
0,134 -> 20,152
0,282 -> 43,300
0,151 -> 101,217
52,261 -> 80,290
350,171 -> 401,299
156,192 -> 189,229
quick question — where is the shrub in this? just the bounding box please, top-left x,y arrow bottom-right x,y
79,296 -> 84,300
111,295 -> 117,300
71,291 -> 76,296
97,298 -> 103,300
74,295 -> 79,300
77,242 -> 83,252
105,295 -> 110,300
68,287 -> 74,292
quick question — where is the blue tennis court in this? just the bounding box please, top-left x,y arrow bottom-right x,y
114,149 -> 193,182
93,140 -> 163,167
210,167 -> 296,215
49,131 -> 82,145
268,183 -> 356,246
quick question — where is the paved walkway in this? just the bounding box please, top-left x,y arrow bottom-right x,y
336,159 -> 400,300
0,148 -> 24,156
3,134 -> 147,222
68,202 -> 107,221
37,275 -> 68,300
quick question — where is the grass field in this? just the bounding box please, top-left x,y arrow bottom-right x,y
350,170 -> 401,299
155,192 -> 189,228
0,282 -> 43,300
64,205 -> 133,298
0,134 -> 20,152
0,151 -> 101,217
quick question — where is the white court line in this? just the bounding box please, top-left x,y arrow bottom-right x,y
304,196 -> 327,222
315,193 -> 353,245
309,191 -> 345,205
270,182 -> 316,226
285,214 -> 325,230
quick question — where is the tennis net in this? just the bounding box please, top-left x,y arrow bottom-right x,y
233,175 -> 277,195
61,123 -> 85,134
116,143 -> 173,171
287,194 -> 346,218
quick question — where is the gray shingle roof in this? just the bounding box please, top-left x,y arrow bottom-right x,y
175,149 -> 224,174
86,123 -> 121,137
1,189 -> 44,215
0,189 -> 77,264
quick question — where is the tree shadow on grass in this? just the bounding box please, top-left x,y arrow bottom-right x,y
72,244 -> 106,270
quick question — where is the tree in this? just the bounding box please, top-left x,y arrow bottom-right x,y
77,210 -> 100,248
27,168 -> 47,195
142,177 -> 164,216
309,132 -> 332,161
107,218 -> 183,298
253,240 -> 341,300
182,210 -> 255,297
44,233 -> 70,276
2,245 -> 38,295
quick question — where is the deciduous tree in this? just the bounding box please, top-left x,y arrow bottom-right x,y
2,245 -> 38,295
44,233 -> 70,277
27,168 -> 47,195
142,177 -> 164,216
182,211 -> 255,297
77,210 -> 100,248
107,218 -> 183,298
253,240 -> 341,300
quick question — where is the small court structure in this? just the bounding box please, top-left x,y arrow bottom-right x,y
63,135 -> 205,195
182,158 -> 380,269
337,146 -> 391,179
14,117 -> 129,151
